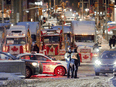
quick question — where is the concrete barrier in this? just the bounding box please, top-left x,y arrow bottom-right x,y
0,60 -> 25,76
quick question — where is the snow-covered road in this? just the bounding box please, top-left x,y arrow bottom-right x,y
17,74 -> 115,87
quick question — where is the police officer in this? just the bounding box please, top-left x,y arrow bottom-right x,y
65,46 -> 72,78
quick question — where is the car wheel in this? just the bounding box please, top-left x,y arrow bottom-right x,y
54,66 -> 65,76
26,67 -> 32,78
95,72 -> 99,76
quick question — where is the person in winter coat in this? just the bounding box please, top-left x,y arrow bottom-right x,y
33,42 -> 39,53
73,46 -> 80,78
109,38 -> 112,49
65,46 -> 72,78
112,35 -> 115,47
65,45 -> 80,78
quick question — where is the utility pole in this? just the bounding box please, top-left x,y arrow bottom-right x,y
61,0 -> 64,45
2,0 -> 4,23
54,0 -> 55,13
48,0 -> 51,19
97,0 -> 99,29
82,0 -> 84,19
105,0 -> 108,40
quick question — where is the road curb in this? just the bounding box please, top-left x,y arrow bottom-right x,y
80,63 -> 94,66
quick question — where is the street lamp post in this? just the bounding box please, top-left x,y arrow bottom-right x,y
82,0 -> 84,19
105,0 -> 108,40
2,0 -> 4,23
54,0 -> 55,13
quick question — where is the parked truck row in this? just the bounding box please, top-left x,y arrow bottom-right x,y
1,20 -> 98,63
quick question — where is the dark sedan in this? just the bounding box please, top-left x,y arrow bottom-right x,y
0,52 -> 42,78
94,50 -> 116,76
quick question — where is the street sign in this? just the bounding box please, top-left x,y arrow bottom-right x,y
35,1 -> 43,6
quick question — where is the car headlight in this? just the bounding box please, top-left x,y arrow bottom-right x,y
32,62 -> 39,67
114,62 -> 116,65
95,60 -> 101,66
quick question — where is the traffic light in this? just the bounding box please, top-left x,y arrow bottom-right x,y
39,8 -> 42,16
78,2 -> 80,8
4,9 -> 6,13
94,2 -> 98,8
6,0 -> 11,4
55,5 -> 58,10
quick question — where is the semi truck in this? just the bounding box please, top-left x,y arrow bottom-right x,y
71,21 -> 97,63
2,25 -> 32,55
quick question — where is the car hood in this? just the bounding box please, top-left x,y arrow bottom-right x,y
100,59 -> 116,64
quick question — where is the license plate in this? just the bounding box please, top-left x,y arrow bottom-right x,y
105,67 -> 109,70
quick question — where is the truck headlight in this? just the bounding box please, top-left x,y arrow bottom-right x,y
32,62 -> 39,67
94,48 -> 99,52
95,60 -> 101,66
93,53 -> 98,57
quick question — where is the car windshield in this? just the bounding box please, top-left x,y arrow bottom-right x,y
6,38 -> 26,45
101,51 -> 116,59
6,53 -> 15,57
44,36 -> 60,43
3,52 -> 16,59
45,55 -> 53,60
75,35 -> 94,43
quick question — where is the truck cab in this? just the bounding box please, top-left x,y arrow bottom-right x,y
2,25 -> 32,55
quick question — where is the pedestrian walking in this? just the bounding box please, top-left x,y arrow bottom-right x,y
109,37 -> 112,49
112,35 -> 116,47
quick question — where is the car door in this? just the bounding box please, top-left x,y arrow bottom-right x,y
35,55 -> 53,73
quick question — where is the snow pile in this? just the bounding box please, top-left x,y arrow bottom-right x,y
98,35 -> 110,50
0,75 -> 115,87
0,72 -> 25,80
107,76 -> 116,87
0,72 -> 25,86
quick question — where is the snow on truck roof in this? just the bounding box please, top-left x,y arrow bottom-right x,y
51,26 -> 71,33
17,22 -> 39,35
10,25 -> 26,30
71,21 -> 95,35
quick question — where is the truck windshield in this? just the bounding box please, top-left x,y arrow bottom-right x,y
6,38 -> 26,45
44,36 -> 60,43
75,35 -> 94,43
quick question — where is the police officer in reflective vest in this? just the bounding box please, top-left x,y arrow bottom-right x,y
65,46 -> 72,78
